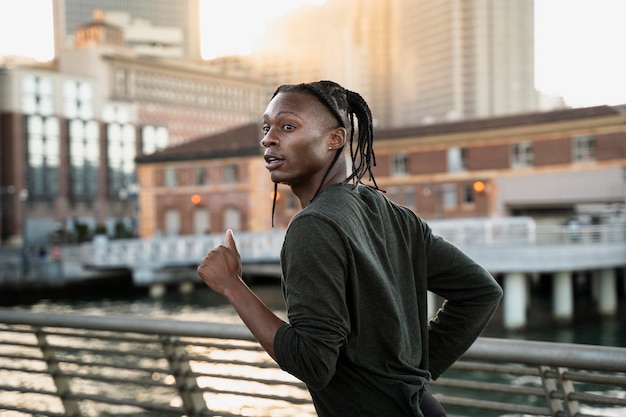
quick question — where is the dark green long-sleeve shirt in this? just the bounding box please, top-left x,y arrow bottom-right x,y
274,184 -> 502,417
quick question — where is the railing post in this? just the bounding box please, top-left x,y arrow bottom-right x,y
35,328 -> 82,417
540,366 -> 564,416
161,335 -> 209,416
557,367 -> 581,416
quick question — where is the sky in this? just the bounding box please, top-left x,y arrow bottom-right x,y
0,0 -> 624,108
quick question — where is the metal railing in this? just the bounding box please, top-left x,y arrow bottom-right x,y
1,309 -> 625,417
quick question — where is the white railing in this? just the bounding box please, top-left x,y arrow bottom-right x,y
3,218 -> 625,286
1,309 -> 625,417
67,230 -> 287,269
58,218 -> 625,273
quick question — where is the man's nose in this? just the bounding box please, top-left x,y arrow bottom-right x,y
260,130 -> 278,148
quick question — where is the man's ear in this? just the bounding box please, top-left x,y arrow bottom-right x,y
329,127 -> 347,150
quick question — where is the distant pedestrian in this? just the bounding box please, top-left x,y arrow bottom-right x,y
198,80 -> 502,417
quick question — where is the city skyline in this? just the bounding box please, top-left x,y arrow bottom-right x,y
0,0 -> 625,108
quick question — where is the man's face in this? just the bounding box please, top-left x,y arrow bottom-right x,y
261,92 -> 339,193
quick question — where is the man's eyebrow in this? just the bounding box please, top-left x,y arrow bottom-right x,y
263,111 -> 301,120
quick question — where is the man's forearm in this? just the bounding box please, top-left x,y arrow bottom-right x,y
224,281 -> 286,360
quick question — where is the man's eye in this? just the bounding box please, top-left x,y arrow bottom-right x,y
262,125 -> 270,134
283,124 -> 295,131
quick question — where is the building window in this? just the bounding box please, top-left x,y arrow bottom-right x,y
391,153 -> 409,176
164,166 -> 177,188
64,80 -> 94,120
164,209 -> 180,236
194,167 -> 207,185
26,115 -> 60,195
115,69 -> 127,96
573,135 -> 596,162
224,207 -> 242,231
107,123 -> 136,196
22,75 -> 54,116
193,208 -> 209,235
511,142 -> 533,168
442,184 -> 457,209
224,164 -> 239,183
447,147 -> 467,172
463,184 -> 475,204
69,119 -> 99,197
141,125 -> 169,155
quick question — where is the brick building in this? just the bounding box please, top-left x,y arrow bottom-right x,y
134,105 -> 626,238
371,105 -> 626,224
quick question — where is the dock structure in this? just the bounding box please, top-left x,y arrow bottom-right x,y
2,217 -> 625,330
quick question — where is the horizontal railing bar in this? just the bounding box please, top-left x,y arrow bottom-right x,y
561,370 -> 626,386
40,356 -> 171,375
0,340 -> 41,349
192,370 -> 307,388
0,353 -> 45,363
198,386 -> 313,405
451,360 -> 541,376
0,325 -> 33,334
58,367 -> 308,394
49,370 -> 173,389
434,394 -> 550,415
176,338 -> 265,351
568,391 -> 626,407
60,392 -> 189,415
188,355 -> 278,369
464,337 -> 626,372
0,365 -> 49,376
0,384 -> 58,396
0,405 -> 66,417
0,309 -> 257,340
434,376 -> 546,397
32,326 -> 162,343
41,343 -> 167,360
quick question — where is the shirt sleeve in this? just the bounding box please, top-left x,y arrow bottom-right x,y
422,222 -> 503,379
273,216 -> 351,390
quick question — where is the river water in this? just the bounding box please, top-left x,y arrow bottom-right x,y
7,276 -> 624,346
2,276 -> 625,416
